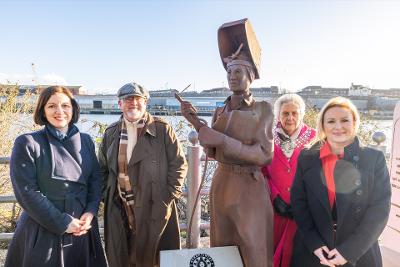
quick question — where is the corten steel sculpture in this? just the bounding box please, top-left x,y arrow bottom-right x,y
180,18 -> 274,267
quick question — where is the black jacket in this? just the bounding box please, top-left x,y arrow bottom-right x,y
5,127 -> 106,267
290,138 -> 391,267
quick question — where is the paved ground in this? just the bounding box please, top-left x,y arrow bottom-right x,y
381,246 -> 400,267
0,249 -> 6,266
1,240 -> 398,266
0,237 -> 211,266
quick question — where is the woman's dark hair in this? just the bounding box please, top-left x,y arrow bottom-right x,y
33,86 -> 80,125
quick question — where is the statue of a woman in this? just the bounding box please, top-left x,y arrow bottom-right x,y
180,19 -> 274,267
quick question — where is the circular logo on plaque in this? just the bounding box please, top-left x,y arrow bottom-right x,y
189,253 -> 215,267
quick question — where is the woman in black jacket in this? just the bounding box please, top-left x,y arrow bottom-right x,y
290,96 -> 391,267
5,86 -> 107,267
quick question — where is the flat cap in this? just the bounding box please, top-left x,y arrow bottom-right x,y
117,82 -> 150,99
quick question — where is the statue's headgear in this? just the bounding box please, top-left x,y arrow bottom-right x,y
218,18 -> 262,79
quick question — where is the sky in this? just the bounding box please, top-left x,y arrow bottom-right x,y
1,0 -> 399,94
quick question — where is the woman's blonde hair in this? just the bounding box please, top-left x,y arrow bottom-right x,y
315,96 -> 360,142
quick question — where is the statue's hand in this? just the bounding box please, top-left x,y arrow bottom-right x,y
181,101 -> 197,118
180,101 -> 205,131
198,126 -> 225,147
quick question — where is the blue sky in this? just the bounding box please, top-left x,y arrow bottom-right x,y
1,0 -> 399,93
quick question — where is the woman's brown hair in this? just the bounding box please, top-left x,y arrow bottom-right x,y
33,86 -> 80,126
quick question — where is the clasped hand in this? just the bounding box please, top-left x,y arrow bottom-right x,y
314,246 -> 347,267
65,212 -> 94,236
273,195 -> 293,219
180,101 -> 206,132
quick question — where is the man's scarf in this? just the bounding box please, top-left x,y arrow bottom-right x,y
117,117 -> 146,231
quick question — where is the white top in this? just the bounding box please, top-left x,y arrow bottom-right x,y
124,117 -> 139,163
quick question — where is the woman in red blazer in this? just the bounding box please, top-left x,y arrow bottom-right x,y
290,97 -> 391,267
262,94 -> 316,267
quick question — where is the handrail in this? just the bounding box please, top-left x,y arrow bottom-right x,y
0,190 -> 210,241
0,191 -> 210,204
0,129 -> 391,245
0,157 -> 10,164
0,139 -> 211,242
0,195 -> 16,204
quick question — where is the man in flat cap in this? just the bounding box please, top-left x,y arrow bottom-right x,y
98,82 -> 187,267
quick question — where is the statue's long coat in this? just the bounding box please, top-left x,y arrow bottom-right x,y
198,97 -> 275,267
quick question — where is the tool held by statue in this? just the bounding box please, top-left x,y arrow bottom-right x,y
174,84 -> 208,125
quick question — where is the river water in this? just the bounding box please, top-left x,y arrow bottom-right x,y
77,114 -> 210,144
78,114 -> 394,150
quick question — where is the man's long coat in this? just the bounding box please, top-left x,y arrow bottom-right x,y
98,114 -> 187,267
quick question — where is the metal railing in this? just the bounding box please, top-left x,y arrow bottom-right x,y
0,131 -> 386,248
0,132 -> 210,245
0,157 -> 10,164
0,130 -> 390,246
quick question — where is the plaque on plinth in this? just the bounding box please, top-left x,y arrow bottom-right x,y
381,101 -> 400,255
160,246 -> 243,267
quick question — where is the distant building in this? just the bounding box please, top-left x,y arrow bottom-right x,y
298,86 -> 349,97
349,83 -> 371,96
0,84 -> 86,95
75,94 -> 118,110
298,83 -> 400,99
201,87 -> 229,94
149,89 -> 178,97
252,86 -> 279,96
371,88 -> 400,98
187,87 -> 230,97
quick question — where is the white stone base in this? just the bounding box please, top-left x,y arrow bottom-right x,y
160,246 -> 243,267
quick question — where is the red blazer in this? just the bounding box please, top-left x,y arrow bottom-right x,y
263,124 -> 316,204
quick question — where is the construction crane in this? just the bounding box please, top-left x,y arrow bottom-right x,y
31,62 -> 41,93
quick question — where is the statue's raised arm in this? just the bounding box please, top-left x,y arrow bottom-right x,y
180,18 -> 274,267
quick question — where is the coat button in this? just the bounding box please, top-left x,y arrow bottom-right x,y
64,182 -> 69,188
356,189 -> 362,196
356,206 -> 362,212
355,179 -> 361,186
287,187 -> 291,192
287,168 -> 291,173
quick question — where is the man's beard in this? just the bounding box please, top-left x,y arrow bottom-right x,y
124,109 -> 144,122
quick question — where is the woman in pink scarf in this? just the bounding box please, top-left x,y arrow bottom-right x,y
262,94 -> 316,267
